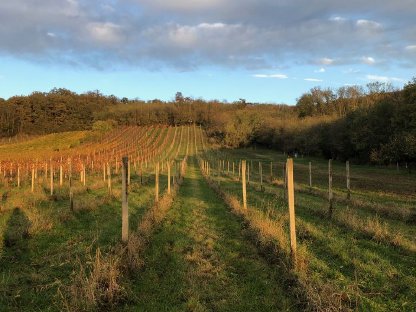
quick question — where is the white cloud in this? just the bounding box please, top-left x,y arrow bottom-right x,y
304,78 -> 323,82
165,22 -> 243,48
318,57 -> 334,65
361,56 -> 376,65
356,19 -> 382,30
87,22 -> 123,44
197,23 -> 227,29
366,74 -> 405,83
405,45 -> 416,51
63,0 -> 80,17
253,74 -> 288,79
138,0 -> 222,11
314,67 -> 325,73
329,16 -> 346,22
0,0 -> 415,71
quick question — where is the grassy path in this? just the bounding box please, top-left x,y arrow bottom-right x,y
121,158 -> 299,311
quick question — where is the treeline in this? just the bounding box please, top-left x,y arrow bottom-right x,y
256,80 -> 416,164
0,79 -> 415,165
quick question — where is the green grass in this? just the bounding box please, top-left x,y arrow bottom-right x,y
118,158 -> 300,311
203,147 -> 416,311
0,125 -> 194,311
0,131 -> 88,158
2,128 -> 414,311
0,173 -> 162,311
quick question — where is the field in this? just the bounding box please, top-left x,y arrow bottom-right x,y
202,148 -> 416,311
0,126 -> 415,311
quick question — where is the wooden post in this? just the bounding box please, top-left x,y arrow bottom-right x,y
31,166 -> 35,193
328,159 -> 333,216
60,164 -> 63,187
168,162 -> 171,195
103,163 -> 106,181
242,160 -> 247,209
346,161 -> 351,200
287,158 -> 297,266
17,166 -> 20,188
69,161 -> 73,211
122,156 -> 129,243
83,163 -> 86,186
107,162 -> 112,195
155,163 -> 159,203
232,162 -> 235,176
50,164 -> 54,195
309,162 -> 312,190
259,162 -> 263,191
140,162 -> 143,184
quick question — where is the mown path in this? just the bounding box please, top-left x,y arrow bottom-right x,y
120,158 -> 299,311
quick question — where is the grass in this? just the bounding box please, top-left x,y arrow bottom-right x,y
0,125 -> 194,311
118,157 -> 300,311
203,147 -> 416,311
0,131 -> 88,159
2,128 -> 415,311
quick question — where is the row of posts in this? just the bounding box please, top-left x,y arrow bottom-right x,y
219,157 -> 353,267
208,157 -> 352,204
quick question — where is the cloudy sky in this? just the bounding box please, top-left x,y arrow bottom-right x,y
0,0 -> 415,103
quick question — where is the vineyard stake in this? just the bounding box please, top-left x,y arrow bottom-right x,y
309,162 -> 312,190
168,161 -> 171,195
260,162 -> 264,190
107,162 -> 112,195
286,158 -> 297,266
69,160 -> 73,211
50,164 -> 54,196
346,161 -> 351,200
31,166 -> 35,192
328,159 -> 333,216
17,166 -> 20,188
83,163 -> 86,186
60,164 -> 63,187
242,160 -> 247,209
122,156 -> 129,243
155,162 -> 159,203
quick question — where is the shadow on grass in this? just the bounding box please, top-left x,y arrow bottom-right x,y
3,207 -> 31,250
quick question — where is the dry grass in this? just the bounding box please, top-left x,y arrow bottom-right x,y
61,248 -> 126,311
335,209 -> 416,252
62,157 -> 188,311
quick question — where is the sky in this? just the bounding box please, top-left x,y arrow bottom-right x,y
0,0 -> 415,104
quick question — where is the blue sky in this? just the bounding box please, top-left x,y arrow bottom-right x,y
1,1 -> 415,104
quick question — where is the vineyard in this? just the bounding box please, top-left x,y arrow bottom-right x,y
0,125 -> 199,310
200,148 -> 416,311
0,125 -> 415,311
